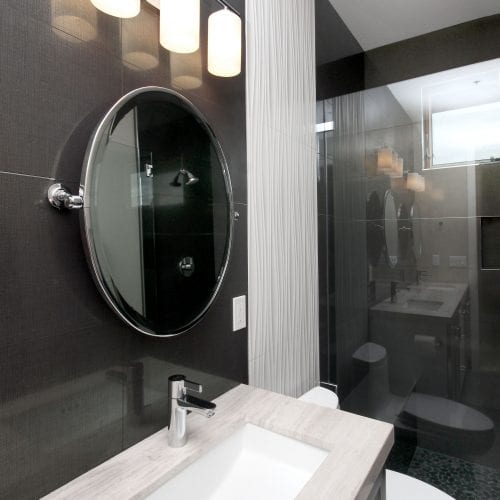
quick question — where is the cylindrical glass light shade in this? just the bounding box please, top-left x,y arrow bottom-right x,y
377,147 -> 393,174
90,0 -> 140,18
407,172 -> 426,192
208,8 -> 242,77
51,0 -> 97,42
170,50 -> 202,89
398,156 -> 404,173
390,156 -> 403,178
390,177 -> 406,192
418,174 -> 426,192
122,7 -> 159,71
391,151 -> 398,170
160,0 -> 200,53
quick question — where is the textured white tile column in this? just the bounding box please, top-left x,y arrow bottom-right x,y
246,0 -> 319,397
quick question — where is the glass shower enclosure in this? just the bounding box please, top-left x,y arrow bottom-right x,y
317,57 -> 500,498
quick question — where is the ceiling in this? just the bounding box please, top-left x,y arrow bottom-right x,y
328,0 -> 500,51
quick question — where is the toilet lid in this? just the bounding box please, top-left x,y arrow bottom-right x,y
352,342 -> 386,365
403,393 -> 494,432
386,470 -> 453,500
298,387 -> 339,409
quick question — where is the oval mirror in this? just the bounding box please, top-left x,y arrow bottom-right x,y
397,202 -> 412,259
383,190 -> 399,268
366,191 -> 384,267
81,87 -> 233,337
410,202 -> 423,259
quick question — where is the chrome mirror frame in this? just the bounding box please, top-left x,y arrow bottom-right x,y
50,86 -> 235,338
383,189 -> 399,269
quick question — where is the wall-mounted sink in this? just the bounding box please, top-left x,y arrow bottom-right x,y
146,423 -> 328,500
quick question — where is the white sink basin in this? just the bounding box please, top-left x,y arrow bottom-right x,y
405,299 -> 444,312
426,285 -> 456,292
146,424 -> 328,500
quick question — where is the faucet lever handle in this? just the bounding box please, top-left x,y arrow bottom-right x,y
185,379 -> 202,394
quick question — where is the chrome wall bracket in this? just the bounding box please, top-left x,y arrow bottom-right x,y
48,183 -> 84,210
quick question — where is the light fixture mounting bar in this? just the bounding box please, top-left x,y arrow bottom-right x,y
215,0 -> 241,17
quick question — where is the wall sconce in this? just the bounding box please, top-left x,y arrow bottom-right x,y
105,0 -> 242,78
208,7 -> 242,77
122,7 -> 159,70
377,147 -> 400,176
160,0 -> 200,53
151,0 -> 241,78
377,147 -> 404,178
170,50 -> 203,89
390,177 -> 406,192
377,147 -> 393,174
90,0 -> 140,18
51,0 -> 97,42
390,156 -> 404,178
407,172 -> 426,192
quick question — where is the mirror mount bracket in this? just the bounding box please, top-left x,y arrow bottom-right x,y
48,183 -> 84,210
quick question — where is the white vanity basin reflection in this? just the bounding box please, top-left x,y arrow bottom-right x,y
371,282 -> 468,319
425,285 -> 456,292
146,424 -> 328,500
405,299 -> 444,312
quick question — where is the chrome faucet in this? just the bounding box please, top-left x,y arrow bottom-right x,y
167,374 -> 216,448
390,280 -> 411,302
416,269 -> 431,285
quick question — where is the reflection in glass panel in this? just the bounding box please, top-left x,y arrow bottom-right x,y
122,6 -> 159,71
384,191 -> 399,268
318,58 -> 500,497
170,50 -> 203,90
51,0 -> 97,42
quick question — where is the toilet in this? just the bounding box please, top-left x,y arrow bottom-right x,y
352,342 -> 390,411
352,342 -> 389,391
351,342 -> 495,454
398,392 -> 494,454
386,470 -> 453,500
298,386 -> 339,408
298,384 -> 453,500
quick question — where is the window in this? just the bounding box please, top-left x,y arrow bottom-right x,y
420,64 -> 500,169
431,101 -> 500,167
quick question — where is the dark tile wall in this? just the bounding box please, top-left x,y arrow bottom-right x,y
0,1 -> 247,498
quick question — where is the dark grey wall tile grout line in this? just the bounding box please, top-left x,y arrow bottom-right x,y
0,171 -> 56,181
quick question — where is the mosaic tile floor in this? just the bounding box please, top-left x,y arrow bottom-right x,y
385,438 -> 416,474
406,447 -> 500,500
